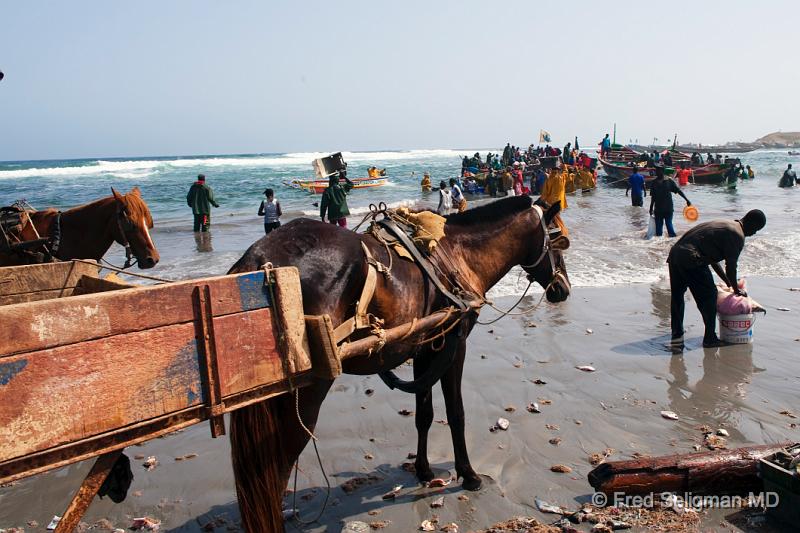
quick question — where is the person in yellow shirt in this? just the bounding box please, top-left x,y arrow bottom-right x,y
539,167 -> 569,235
420,172 -> 432,192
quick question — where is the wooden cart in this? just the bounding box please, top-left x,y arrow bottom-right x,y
0,260 -> 464,531
0,260 -> 314,531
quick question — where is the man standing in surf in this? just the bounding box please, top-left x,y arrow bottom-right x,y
186,174 -> 220,232
667,210 -> 766,347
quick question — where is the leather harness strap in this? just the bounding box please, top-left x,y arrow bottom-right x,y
377,218 -> 468,312
333,241 -> 383,344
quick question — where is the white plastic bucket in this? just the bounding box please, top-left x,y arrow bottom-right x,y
719,313 -> 755,344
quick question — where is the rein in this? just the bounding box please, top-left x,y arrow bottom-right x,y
476,204 -> 564,325
114,206 -> 137,269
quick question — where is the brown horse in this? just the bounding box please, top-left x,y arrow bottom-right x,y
227,195 -> 571,532
0,187 -> 160,269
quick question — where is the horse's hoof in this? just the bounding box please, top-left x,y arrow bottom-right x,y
415,463 -> 435,483
461,475 -> 482,491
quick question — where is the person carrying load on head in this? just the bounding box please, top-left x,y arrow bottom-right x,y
258,188 -> 282,235
320,170 -> 354,228
420,172 -> 432,192
667,210 -> 766,347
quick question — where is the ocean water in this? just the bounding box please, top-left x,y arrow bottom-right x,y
1,149 -> 798,296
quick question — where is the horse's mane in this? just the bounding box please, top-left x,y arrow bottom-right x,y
446,195 -> 533,226
63,187 -> 153,227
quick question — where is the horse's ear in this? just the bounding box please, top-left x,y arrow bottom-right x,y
130,186 -> 141,197
543,201 -> 561,225
551,235 -> 570,251
111,187 -> 127,210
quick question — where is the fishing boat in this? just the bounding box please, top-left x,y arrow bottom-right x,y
600,146 -> 728,184
283,176 -> 389,194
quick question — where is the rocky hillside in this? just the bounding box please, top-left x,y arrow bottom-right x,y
754,132 -> 800,147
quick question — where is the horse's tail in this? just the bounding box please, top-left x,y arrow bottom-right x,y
230,398 -> 288,533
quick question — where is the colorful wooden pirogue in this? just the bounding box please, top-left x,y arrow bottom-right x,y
283,175 -> 388,194
0,259 -> 465,531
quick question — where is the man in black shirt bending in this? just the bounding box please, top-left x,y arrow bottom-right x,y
666,210 -> 766,347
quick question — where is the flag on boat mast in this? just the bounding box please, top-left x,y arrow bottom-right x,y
539,130 -> 552,143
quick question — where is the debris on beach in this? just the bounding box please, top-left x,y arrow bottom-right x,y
504,405 -> 516,413
550,464 -> 572,473
365,388 -> 374,396
458,494 -> 470,501
535,497 -> 564,514
476,516 -> 558,532
490,418 -> 510,432
545,424 -> 559,431
531,378 -> 547,385
586,328 -> 593,334
439,523 -> 458,532
174,453 -> 197,461
527,402 -> 541,413
660,410 -> 679,421
420,520 -> 437,531
398,409 -> 414,416
779,409 -> 797,419
341,475 -> 383,494
142,456 -> 159,471
133,454 -> 145,460
549,437 -> 562,446
589,448 -> 615,466
407,452 -> 417,459
381,485 -> 402,500
369,520 -> 391,529
342,521 -> 370,533
364,453 -> 374,460
576,365 -> 596,372
131,517 -> 161,530
777,307 -> 791,312
401,462 -> 415,473
427,478 -> 452,488
539,398 -> 552,405
716,428 -> 729,437
430,496 -> 445,508
703,433 -> 727,450
46,516 -> 61,530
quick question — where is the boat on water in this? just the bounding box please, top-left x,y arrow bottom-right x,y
788,150 -> 800,156
283,176 -> 389,194
599,146 -> 728,184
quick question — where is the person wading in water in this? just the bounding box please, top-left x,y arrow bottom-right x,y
626,164 -> 646,207
320,170 -> 354,227
649,165 -> 691,237
667,210 -> 766,347
186,174 -> 220,232
257,188 -> 282,235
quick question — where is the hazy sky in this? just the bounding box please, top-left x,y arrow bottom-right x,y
1,0 -> 798,160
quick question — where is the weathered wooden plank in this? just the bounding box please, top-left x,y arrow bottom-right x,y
0,270 -> 274,356
0,261 -> 100,306
0,307 -> 286,462
73,274 -> 134,295
0,373 -> 316,485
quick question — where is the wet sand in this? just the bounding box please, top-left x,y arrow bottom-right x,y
1,277 -> 799,532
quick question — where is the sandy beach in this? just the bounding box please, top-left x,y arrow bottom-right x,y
1,276 -> 798,532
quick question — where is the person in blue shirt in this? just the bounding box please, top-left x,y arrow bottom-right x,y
626,165 -> 647,207
533,168 -> 547,195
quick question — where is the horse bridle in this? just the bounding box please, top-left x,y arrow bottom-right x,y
520,204 -> 566,289
115,206 -> 137,269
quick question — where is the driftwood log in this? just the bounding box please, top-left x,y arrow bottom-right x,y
588,443 -> 791,497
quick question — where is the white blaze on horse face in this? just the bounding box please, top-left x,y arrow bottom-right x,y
141,219 -> 155,250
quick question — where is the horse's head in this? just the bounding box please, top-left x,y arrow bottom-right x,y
521,200 -> 571,302
111,187 -> 160,269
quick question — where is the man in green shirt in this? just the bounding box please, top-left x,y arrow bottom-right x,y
186,174 -> 220,232
320,171 -> 354,227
